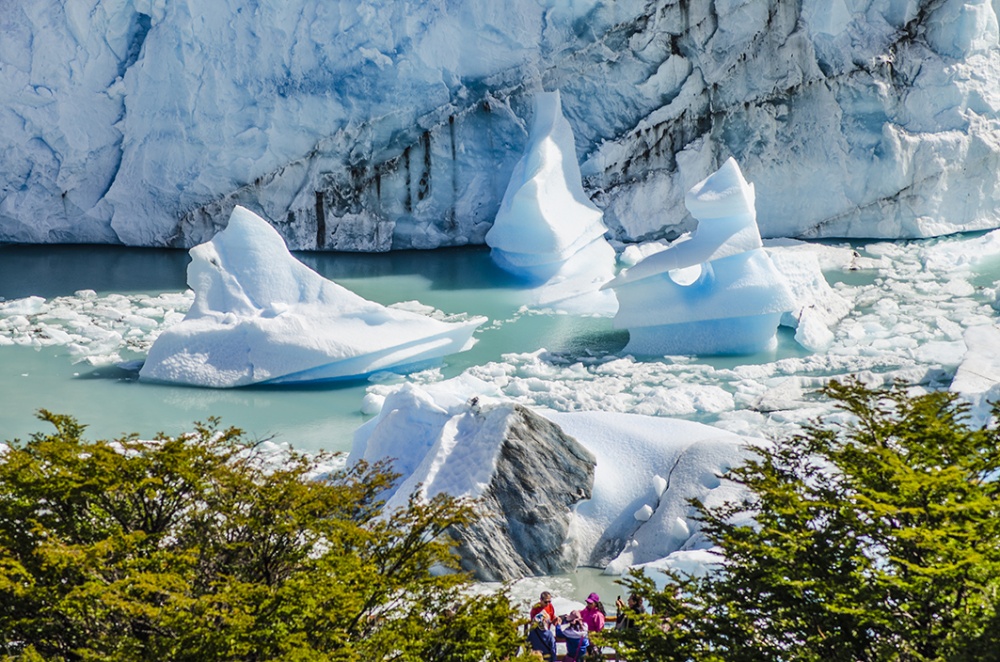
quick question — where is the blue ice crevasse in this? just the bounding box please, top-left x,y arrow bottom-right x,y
604,158 -> 796,355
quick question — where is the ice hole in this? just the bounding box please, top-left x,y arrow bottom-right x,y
668,264 -> 703,286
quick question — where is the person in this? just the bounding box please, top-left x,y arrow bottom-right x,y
614,592 -> 645,630
555,610 -> 589,662
581,592 -> 606,656
529,591 -> 556,624
526,612 -> 558,662
582,592 -> 606,632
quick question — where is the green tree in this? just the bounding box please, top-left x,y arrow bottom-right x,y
0,411 -> 535,661
608,380 -> 1000,661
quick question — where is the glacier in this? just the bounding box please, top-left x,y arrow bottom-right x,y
138,206 -> 484,387
1,0 -> 998,249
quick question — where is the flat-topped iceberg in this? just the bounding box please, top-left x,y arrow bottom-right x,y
486,91 -> 617,314
605,158 -> 796,355
139,206 -> 485,387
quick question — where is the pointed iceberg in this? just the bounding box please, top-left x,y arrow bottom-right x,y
139,206 -> 485,387
486,91 -> 617,313
605,158 -> 795,355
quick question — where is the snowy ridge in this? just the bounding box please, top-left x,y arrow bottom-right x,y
1,0 -> 998,248
350,376 -> 757,575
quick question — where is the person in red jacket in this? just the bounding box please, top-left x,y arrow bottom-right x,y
528,591 -> 556,624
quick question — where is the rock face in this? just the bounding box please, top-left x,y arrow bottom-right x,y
448,404 -> 595,581
349,383 -> 595,582
2,0 -> 998,248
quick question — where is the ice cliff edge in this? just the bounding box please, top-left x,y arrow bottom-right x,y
2,0 -> 998,248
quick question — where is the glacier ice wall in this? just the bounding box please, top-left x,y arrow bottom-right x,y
1,0 -> 998,249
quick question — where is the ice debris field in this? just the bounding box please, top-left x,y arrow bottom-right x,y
4,155 -> 1000,579
3,223 -> 1000,445
5,223 -> 1000,577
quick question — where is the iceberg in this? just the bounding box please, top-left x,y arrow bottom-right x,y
485,91 -> 617,314
604,158 -> 796,356
950,324 -> 1000,426
139,207 -> 484,387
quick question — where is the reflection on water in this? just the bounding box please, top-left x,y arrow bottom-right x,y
0,244 -> 190,298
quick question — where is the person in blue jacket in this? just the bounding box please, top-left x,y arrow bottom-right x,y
556,610 -> 590,661
526,611 -> 558,661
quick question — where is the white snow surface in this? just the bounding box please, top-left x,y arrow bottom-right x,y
486,91 -> 617,315
606,159 -> 796,355
950,323 -> 1000,425
349,375 -> 759,573
138,206 -> 485,387
1,0 -> 998,248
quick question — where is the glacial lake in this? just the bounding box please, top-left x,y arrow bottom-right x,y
4,234 -> 992,454
2,234 -> 999,606
0,244 -> 624,449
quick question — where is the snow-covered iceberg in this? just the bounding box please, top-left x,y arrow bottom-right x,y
139,207 -> 485,387
350,376 -> 757,578
485,91 -> 617,314
605,158 -> 796,356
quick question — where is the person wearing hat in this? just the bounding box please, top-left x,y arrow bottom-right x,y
581,592 -> 606,657
582,592 -> 606,633
526,611 -> 557,661
555,610 -> 589,661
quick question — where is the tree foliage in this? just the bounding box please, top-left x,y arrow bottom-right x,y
0,412 -> 534,661
608,380 -> 1000,661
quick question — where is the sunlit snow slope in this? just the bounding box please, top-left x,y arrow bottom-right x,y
1,0 -> 998,248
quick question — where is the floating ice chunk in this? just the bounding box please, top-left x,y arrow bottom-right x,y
486,91 -> 617,314
605,159 -> 796,355
767,247 -> 852,331
0,296 -> 46,316
794,309 -> 837,352
139,206 -> 485,388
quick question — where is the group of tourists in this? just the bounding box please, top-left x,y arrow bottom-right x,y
525,590 -> 645,661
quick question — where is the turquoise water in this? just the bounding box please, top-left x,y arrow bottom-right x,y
0,243 -> 643,604
6,235 -> 998,607
0,244 -> 627,452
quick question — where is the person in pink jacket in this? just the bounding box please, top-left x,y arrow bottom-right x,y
581,592 -> 606,633
581,592 -> 606,656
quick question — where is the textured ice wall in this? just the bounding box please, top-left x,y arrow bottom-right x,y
1,0 -> 998,248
